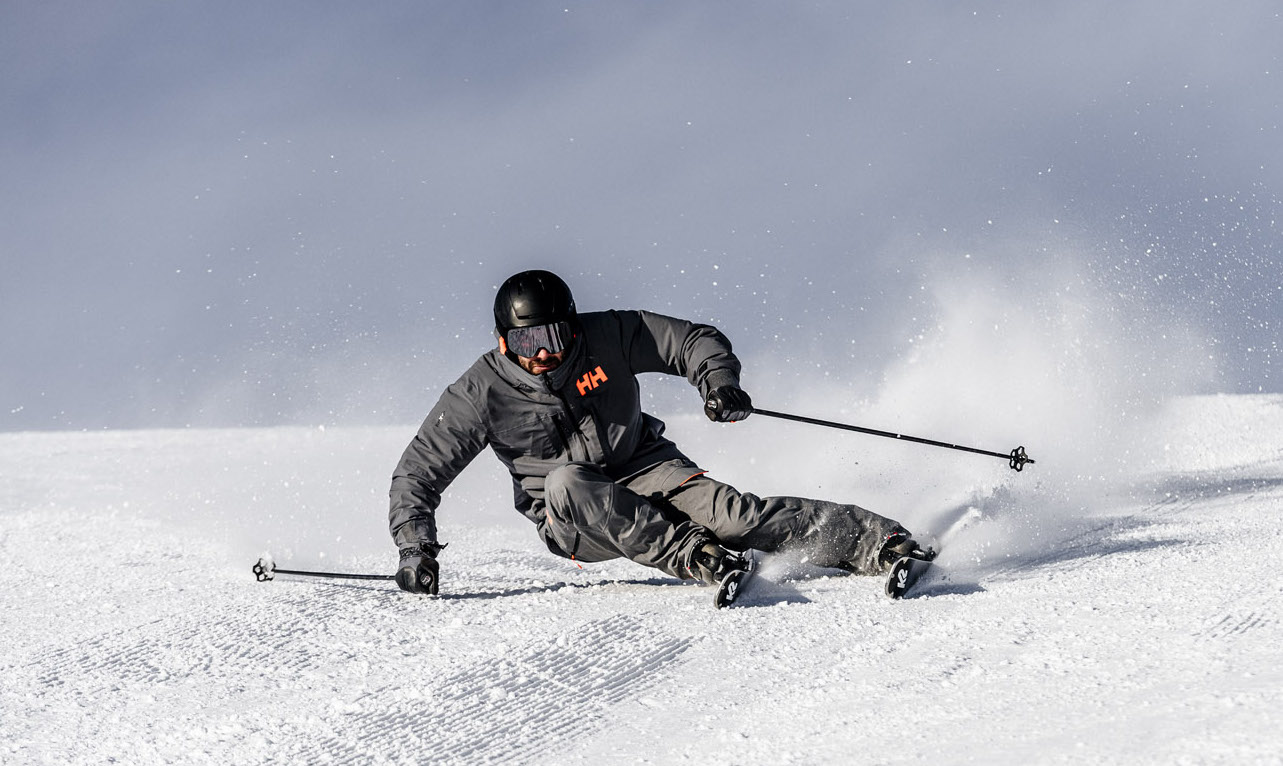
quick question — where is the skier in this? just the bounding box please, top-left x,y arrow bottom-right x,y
390,269 -> 928,604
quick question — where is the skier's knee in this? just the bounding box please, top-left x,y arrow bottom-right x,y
545,462 -> 597,513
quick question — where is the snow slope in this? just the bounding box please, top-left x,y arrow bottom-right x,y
3,395 -> 1282,765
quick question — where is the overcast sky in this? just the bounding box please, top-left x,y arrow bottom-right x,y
2,2 -> 1280,432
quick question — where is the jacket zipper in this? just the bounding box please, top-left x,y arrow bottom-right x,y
552,390 -> 586,461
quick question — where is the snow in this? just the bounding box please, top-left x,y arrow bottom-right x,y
3,395 -> 1283,765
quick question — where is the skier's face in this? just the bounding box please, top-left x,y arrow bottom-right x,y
517,347 -> 567,376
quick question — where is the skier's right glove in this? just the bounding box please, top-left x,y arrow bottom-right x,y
395,543 -> 443,595
704,385 -> 753,422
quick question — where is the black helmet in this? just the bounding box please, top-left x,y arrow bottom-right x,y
493,270 -> 577,332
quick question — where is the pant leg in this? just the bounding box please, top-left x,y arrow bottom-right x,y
541,462 -> 708,579
648,464 -> 906,575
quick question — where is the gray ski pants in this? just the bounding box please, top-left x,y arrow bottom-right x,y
538,459 -> 905,580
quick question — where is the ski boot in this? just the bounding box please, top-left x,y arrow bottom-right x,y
687,542 -> 754,608
877,530 -> 936,571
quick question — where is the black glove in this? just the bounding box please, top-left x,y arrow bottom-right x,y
704,385 -> 753,422
395,543 -> 443,595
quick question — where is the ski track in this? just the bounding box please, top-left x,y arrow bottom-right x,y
31,592 -> 346,692
304,614 -> 693,765
1195,574 -> 1283,643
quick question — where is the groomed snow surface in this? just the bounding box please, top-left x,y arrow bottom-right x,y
3,395 -> 1282,765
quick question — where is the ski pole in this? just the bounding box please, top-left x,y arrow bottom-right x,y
252,557 -> 395,582
751,408 -> 1035,472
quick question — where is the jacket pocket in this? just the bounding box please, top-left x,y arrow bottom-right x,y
490,413 -> 563,460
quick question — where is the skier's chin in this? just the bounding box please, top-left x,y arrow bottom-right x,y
524,357 -> 562,375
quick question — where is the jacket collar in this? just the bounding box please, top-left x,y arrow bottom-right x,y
491,336 -> 587,394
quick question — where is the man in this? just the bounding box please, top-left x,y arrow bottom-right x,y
390,269 -> 928,606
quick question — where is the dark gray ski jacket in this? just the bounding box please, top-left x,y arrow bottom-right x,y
389,310 -> 742,553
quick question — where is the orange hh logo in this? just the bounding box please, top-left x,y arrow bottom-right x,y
576,365 -> 608,396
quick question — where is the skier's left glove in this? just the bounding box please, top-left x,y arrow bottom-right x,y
395,542 -> 444,595
705,385 -> 753,422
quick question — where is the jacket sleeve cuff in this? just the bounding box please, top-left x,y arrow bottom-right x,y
392,517 -> 439,548
398,541 -> 447,559
700,370 -> 740,399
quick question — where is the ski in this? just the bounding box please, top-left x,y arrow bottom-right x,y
714,554 -> 756,608
885,554 -> 934,599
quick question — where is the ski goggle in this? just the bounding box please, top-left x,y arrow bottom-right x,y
504,321 -> 575,358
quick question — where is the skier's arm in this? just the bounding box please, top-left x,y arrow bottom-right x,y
389,381 -> 488,548
617,310 -> 743,399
